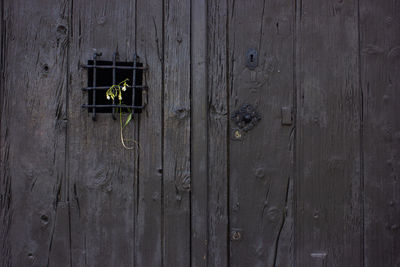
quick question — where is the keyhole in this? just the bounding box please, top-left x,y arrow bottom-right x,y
246,49 -> 258,70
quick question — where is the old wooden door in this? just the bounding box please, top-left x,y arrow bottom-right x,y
1,0 -> 399,267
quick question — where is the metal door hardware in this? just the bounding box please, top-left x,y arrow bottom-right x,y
231,104 -> 261,132
81,52 -> 148,121
246,49 -> 258,70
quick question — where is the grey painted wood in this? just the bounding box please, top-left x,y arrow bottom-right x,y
0,0 -> 69,266
135,0 -> 163,266
207,0 -> 229,265
360,1 -> 400,266
163,0 -> 191,266
67,1 -> 136,266
295,0 -> 362,266
191,0 -> 208,266
228,0 -> 294,266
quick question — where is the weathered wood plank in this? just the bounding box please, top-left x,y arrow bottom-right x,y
135,0 -> 163,265
0,2 -> 11,266
360,1 -> 400,266
0,0 -> 69,265
191,0 -> 208,266
228,0 -> 294,266
207,0 -> 229,266
68,1 -> 136,266
295,0 -> 362,266
163,0 -> 191,265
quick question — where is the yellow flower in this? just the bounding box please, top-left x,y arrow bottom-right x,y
122,85 -> 126,91
106,94 -> 110,100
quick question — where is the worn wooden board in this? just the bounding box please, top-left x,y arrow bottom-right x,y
227,0 -> 294,266
163,0 -> 191,266
207,0 -> 229,265
2,1 -> 400,266
1,1 -> 10,266
67,1 -> 136,266
360,1 -> 400,266
191,0 -> 208,266
0,0 -> 70,265
135,0 -> 163,266
295,0 -> 362,266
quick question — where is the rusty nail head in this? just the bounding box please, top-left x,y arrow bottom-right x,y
231,230 -> 242,241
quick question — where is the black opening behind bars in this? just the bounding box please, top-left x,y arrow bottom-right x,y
82,53 -> 146,120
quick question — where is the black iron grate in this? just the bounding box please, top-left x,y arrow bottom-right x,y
82,52 -> 147,120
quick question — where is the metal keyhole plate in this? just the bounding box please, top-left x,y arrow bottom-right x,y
246,49 -> 258,70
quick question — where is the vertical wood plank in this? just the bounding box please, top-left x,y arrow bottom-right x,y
295,0 -> 362,266
163,0 -> 191,266
135,0 -> 163,265
228,0 -> 294,266
207,0 -> 229,266
68,1 -> 136,266
0,1 -> 11,266
191,0 -> 208,266
0,0 -> 69,265
360,1 -> 400,266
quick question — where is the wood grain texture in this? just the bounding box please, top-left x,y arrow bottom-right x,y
228,0 -> 294,266
360,1 -> 400,266
191,0 -> 208,266
3,1 -> 400,266
207,0 -> 229,266
135,0 -> 163,265
163,0 -> 191,266
295,0 -> 362,266
0,1 -> 11,266
0,0 -> 70,265
67,1 -> 136,266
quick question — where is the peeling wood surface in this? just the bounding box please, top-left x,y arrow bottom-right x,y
0,0 -> 399,266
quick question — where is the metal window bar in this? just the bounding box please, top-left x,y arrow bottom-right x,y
83,65 -> 146,70
82,85 -> 147,90
112,52 -> 117,120
82,52 -> 147,120
132,53 -> 137,115
92,52 -> 101,120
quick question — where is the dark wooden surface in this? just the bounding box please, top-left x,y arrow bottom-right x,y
360,1 -> 400,267
1,0 -> 399,266
228,0 -> 294,266
68,1 -> 137,266
295,0 -> 363,266
191,0 -> 208,266
136,0 -> 163,266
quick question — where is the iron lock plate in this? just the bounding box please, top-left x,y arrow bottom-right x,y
231,104 -> 261,132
